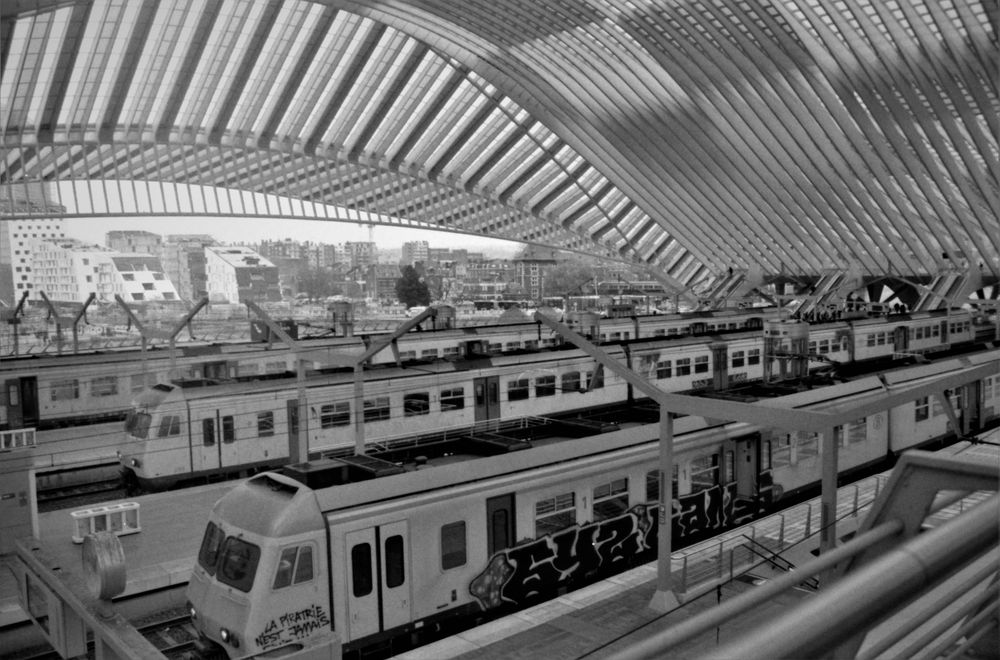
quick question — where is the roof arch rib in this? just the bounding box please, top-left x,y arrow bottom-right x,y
0,0 -> 996,291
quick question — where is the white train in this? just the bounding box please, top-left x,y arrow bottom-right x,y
118,308 -> 993,492
2,306 -> 775,431
184,349 -> 1000,658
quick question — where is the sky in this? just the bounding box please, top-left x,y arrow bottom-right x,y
60,215 -> 522,255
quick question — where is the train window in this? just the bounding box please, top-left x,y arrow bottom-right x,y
399,351 -> 416,360
294,545 -> 314,583
588,368 -> 605,389
747,349 -> 761,365
808,341 -> 817,354
535,492 -> 576,537
654,329 -> 665,337
724,452 -> 735,483
384,535 -> 405,588
404,392 -> 430,416
505,342 -> 520,351
593,478 -> 629,521
321,403 -> 350,428
158,415 -> 180,437
350,544 -> 373,597
222,416 -> 235,444
562,371 -> 581,393
363,397 -> 391,422
535,375 -> 556,397
125,412 -> 151,439
7,385 -> 18,406
731,351 -> 744,368
91,376 -> 119,397
866,334 -> 877,347
487,343 -> 502,353
915,397 -> 930,422
257,411 -> 274,437
818,339 -> 830,354
877,333 -> 887,346
50,379 -> 79,401
440,388 -> 465,411
273,548 -> 297,589
762,441 -> 772,470
694,356 -> 709,374
441,522 -> 467,570
847,419 -> 867,445
675,358 -> 691,376
273,545 -> 314,589
217,537 -> 260,593
508,379 -> 530,401
443,346 -> 459,357
197,522 -> 224,576
421,349 -> 438,359
690,454 -> 719,493
238,363 -> 260,377
202,418 -> 215,447
656,361 -> 672,379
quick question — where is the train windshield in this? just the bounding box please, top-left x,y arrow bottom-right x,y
197,522 -> 225,576
125,411 -> 151,439
216,537 -> 261,593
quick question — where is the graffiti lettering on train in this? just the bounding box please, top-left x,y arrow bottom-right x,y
254,604 -> 330,650
469,505 -> 656,609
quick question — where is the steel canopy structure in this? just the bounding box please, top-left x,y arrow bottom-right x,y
1,0 -> 998,291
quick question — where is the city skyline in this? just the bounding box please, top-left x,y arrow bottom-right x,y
58,216 -> 522,255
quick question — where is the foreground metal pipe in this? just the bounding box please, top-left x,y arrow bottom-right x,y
610,518 -> 905,660
702,495 -> 999,660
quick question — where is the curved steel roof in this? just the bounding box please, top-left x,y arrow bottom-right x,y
1,0 -> 997,290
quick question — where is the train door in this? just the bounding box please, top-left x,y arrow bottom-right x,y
474,376 -> 500,422
345,528 -> 378,640
710,343 -> 728,390
893,326 -> 909,352
4,377 -> 38,428
344,522 -> 412,641
191,416 -> 221,474
379,521 -> 411,630
486,494 -> 515,556
218,413 -> 237,469
734,436 -> 759,499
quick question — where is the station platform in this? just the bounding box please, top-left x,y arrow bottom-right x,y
1,420 -> 124,474
0,481 -> 233,629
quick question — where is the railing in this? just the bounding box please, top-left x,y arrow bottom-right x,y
1,428 -> 36,451
737,534 -> 819,590
671,474 -> 888,595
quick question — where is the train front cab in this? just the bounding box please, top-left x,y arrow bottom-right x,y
187,473 -> 336,659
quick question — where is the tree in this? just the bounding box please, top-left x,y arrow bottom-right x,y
543,260 -> 599,298
395,265 -> 431,309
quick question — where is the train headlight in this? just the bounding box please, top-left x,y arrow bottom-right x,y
129,458 -> 141,468
220,627 -> 239,648
187,602 -> 196,620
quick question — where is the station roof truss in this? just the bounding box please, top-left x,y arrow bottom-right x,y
1,0 -> 998,290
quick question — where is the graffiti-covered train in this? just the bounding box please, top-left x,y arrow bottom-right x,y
117,308 -> 994,492
2,306 -> 775,431
184,349 -> 1000,658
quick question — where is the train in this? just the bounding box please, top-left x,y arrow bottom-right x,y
184,348 -> 1000,659
2,305 -> 778,431
117,307 -> 996,492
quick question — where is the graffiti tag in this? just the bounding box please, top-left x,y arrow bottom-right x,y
254,603 -> 331,650
470,474 -> 772,610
